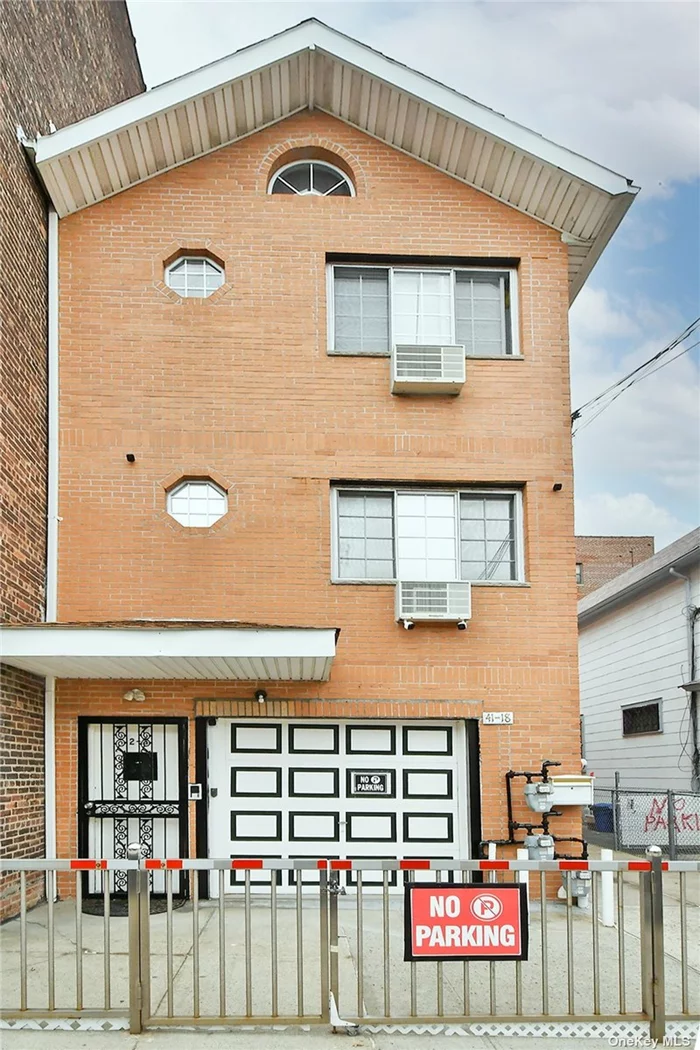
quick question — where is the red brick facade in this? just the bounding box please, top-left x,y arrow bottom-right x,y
52,111 -> 582,865
0,0 -> 143,919
576,536 -> 655,597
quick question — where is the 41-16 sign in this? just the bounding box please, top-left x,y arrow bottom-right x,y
404,883 -> 528,962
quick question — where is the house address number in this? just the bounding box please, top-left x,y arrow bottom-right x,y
482,712 -> 514,725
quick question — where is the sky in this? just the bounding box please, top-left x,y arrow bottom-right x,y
127,0 -> 700,550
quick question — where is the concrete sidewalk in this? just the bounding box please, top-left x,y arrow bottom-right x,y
2,1029 -> 699,1050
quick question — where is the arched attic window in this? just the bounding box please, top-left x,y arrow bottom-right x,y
268,160 -> 354,197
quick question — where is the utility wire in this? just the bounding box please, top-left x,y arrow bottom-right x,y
573,339 -> 700,437
571,318 -> 700,436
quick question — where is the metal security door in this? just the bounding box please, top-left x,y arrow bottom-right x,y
78,718 -> 188,897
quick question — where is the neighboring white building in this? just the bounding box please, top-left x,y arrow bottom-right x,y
578,528 -> 700,792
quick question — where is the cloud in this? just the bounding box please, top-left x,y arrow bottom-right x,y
570,287 -> 640,341
575,492 -> 694,550
570,286 -> 700,534
127,0 -> 700,194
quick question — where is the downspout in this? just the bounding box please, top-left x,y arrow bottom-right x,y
45,206 -> 59,869
669,567 -> 699,791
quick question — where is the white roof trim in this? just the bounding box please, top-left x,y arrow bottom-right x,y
0,625 -> 337,681
25,19 -> 638,299
578,527 -> 700,626
31,20 -> 631,196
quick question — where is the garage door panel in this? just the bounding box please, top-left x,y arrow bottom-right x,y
403,812 -> 454,843
231,811 -> 282,840
289,724 -> 339,753
231,723 -> 282,752
346,725 -> 396,755
289,811 -> 340,841
289,768 -> 339,797
231,767 -> 282,797
403,726 -> 453,755
346,812 -> 397,843
403,769 -> 453,799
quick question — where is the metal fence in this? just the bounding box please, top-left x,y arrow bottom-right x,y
587,785 -> 700,858
1,851 -> 698,1042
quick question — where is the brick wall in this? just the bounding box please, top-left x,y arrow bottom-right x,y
0,0 -> 143,917
53,111 -> 583,864
0,667 -> 46,919
1,0 -> 144,625
576,536 -> 655,597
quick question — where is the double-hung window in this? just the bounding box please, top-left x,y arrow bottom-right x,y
330,264 -> 517,357
333,488 -> 523,583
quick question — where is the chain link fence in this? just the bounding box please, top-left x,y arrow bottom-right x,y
584,783 -> 700,858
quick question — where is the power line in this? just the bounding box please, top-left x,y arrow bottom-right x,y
571,319 -> 700,436
573,339 -> 700,437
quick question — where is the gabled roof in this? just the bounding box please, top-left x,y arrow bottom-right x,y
24,18 -> 637,300
578,527 -> 700,626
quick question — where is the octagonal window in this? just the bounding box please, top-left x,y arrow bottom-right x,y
165,256 -> 225,298
167,480 -> 227,527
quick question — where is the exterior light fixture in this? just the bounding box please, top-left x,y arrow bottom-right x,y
123,688 -> 145,702
255,689 -> 267,703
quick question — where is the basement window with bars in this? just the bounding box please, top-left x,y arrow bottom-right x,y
622,700 -> 662,737
329,264 -> 517,357
165,256 -> 225,298
332,487 -> 523,584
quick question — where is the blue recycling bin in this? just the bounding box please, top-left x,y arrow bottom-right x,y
592,802 -> 614,833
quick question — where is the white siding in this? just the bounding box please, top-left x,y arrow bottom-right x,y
579,566 -> 700,791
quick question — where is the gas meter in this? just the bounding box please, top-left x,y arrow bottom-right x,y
525,833 -> 554,861
524,782 -> 554,813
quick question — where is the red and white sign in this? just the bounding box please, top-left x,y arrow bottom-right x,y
404,883 -> 528,961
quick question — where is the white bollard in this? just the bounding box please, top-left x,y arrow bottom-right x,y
600,847 -> 615,927
516,848 -> 530,911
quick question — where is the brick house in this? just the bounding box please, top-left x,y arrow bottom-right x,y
576,536 -> 655,596
0,20 -> 637,902
0,2 -> 143,918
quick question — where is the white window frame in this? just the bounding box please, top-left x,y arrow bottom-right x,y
166,479 -> 228,528
331,486 -> 525,585
164,256 -> 225,298
268,160 -> 355,197
327,263 -> 520,358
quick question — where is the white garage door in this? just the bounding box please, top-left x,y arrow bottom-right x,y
207,718 -> 470,893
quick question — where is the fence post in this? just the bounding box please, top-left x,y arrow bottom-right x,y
319,866 -> 330,1022
639,844 -> 666,1041
328,869 -> 341,1026
613,772 -> 621,850
599,848 -> 615,927
667,790 -> 677,860
127,843 -> 144,1034
647,845 -> 666,1042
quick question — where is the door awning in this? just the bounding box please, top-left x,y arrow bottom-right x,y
0,621 -> 338,681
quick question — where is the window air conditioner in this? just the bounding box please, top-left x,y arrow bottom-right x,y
396,581 -> 472,623
391,344 -> 466,395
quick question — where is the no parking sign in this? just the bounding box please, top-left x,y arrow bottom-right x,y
404,883 -> 528,962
